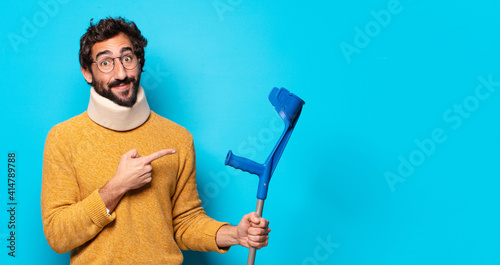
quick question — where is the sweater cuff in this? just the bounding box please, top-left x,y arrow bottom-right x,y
82,189 -> 116,228
206,221 -> 231,253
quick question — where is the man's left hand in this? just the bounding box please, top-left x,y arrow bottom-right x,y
236,212 -> 271,249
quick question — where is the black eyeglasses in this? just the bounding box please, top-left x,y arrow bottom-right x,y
92,53 -> 138,73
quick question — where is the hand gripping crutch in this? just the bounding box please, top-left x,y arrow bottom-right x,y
225,87 -> 305,265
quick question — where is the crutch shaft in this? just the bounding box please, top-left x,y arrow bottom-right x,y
247,199 -> 265,265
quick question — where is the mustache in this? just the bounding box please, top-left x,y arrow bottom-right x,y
108,76 -> 136,88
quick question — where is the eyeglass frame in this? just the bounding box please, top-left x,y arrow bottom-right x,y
92,52 -> 139,73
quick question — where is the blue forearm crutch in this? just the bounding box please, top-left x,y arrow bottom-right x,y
225,87 -> 305,265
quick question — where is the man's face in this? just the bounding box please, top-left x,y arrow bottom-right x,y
81,32 -> 141,107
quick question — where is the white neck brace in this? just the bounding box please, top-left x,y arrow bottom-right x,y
87,86 -> 150,131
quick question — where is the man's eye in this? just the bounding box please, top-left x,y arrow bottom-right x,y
123,55 -> 132,62
100,60 -> 111,67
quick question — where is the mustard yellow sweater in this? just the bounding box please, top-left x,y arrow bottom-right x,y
41,111 -> 228,264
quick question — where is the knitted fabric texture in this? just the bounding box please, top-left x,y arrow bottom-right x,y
41,111 -> 228,265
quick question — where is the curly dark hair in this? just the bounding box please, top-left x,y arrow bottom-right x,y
79,17 -> 147,72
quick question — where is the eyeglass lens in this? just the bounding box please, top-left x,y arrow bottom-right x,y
96,54 -> 137,73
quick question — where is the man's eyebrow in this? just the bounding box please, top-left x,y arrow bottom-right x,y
95,47 -> 133,60
95,50 -> 112,60
121,47 -> 133,53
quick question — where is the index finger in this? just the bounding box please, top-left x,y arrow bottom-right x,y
246,212 -> 267,226
142,149 -> 176,164
251,218 -> 269,228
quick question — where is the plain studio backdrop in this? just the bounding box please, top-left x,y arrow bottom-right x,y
1,0 -> 500,264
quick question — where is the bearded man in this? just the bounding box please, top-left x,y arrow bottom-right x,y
41,17 -> 270,265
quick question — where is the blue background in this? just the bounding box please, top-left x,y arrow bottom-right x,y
2,0 -> 500,264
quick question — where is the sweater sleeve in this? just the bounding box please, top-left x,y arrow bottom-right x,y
171,137 -> 229,253
41,127 -> 116,254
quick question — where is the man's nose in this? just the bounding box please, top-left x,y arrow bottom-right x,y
112,58 -> 127,80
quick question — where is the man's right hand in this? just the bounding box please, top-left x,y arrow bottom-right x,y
114,149 -> 176,191
99,148 -> 176,213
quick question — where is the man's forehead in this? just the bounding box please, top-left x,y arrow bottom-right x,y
91,32 -> 133,58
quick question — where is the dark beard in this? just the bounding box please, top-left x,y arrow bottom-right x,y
93,75 -> 141,108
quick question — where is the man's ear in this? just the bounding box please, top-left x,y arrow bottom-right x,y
81,66 -> 93,84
